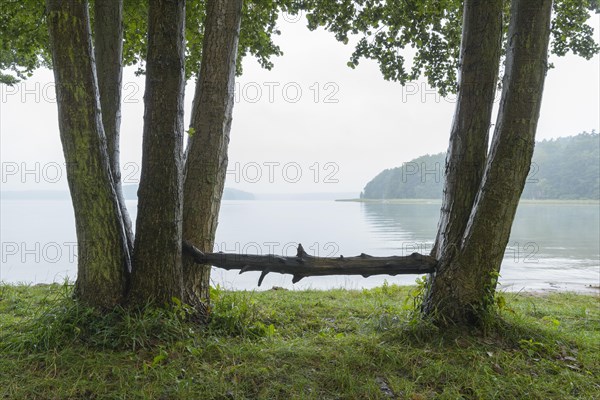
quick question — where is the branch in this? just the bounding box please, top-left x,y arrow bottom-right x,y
183,241 -> 437,287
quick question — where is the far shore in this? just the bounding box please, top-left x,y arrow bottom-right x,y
336,198 -> 600,205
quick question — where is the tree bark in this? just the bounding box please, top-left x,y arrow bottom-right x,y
181,0 -> 243,308
183,242 -> 437,286
46,0 -> 130,307
424,0 -> 503,319
431,0 -> 503,259
425,0 -> 553,324
129,0 -> 186,305
94,0 -> 134,255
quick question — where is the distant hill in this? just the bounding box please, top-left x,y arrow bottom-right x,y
361,132 -> 600,200
122,185 -> 255,200
0,187 -> 359,202
0,190 -> 68,200
254,192 -> 360,201
2,186 -> 255,201
222,188 -> 255,200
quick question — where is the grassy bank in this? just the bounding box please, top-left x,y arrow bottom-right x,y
0,283 -> 598,399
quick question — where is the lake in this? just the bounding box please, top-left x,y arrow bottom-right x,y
1,199 -> 598,293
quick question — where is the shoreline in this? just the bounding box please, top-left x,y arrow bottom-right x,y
5,281 -> 598,296
336,198 -> 600,205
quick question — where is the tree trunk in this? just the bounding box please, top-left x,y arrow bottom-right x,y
425,0 -> 553,325
431,0 -> 503,259
46,0 -> 130,308
181,0 -> 243,309
94,0 -> 134,255
129,0 -> 186,305
183,242 -> 437,286
424,0 -> 503,317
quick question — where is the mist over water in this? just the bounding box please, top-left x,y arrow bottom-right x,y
1,199 -> 598,293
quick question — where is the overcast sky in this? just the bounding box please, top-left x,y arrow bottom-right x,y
1,14 -> 598,194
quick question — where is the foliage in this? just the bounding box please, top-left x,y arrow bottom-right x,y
122,0 -> 297,78
290,0 -> 599,95
0,0 -> 299,84
521,131 -> 600,200
551,0 -> 600,60
1,1 -> 598,87
0,0 -> 51,84
295,0 -> 463,95
1,283 -> 599,399
362,131 -> 600,200
362,152 -> 446,199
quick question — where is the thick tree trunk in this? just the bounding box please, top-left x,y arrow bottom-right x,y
425,0 -> 553,325
181,0 -> 243,308
129,0 -> 186,305
94,0 -> 134,255
183,242 -> 437,286
46,0 -> 130,307
431,0 -> 503,259
424,0 -> 503,318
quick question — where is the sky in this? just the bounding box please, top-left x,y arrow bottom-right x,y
1,13 -> 598,195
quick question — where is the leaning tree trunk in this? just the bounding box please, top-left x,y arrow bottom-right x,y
181,0 -> 243,309
94,0 -> 134,255
424,0 -> 553,325
129,0 -> 186,305
431,0 -> 503,260
46,0 -> 130,308
424,0 -> 503,316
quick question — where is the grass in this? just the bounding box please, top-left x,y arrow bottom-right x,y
0,283 -> 598,399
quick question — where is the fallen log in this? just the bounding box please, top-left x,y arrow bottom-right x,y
183,241 -> 437,286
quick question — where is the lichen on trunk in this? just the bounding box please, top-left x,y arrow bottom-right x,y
93,0 -> 134,256
181,0 -> 243,310
46,0 -> 130,308
424,0 -> 553,325
129,0 -> 186,305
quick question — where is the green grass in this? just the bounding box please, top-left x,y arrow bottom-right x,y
0,283 -> 598,399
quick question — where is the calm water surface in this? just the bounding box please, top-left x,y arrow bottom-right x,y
1,199 -> 598,292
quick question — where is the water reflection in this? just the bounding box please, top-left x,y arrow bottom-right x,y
361,202 -> 439,238
1,199 -> 598,292
361,201 -> 600,292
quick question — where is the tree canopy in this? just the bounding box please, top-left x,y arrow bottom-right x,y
0,0 -> 297,83
2,0 -> 598,91
290,0 -> 599,94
